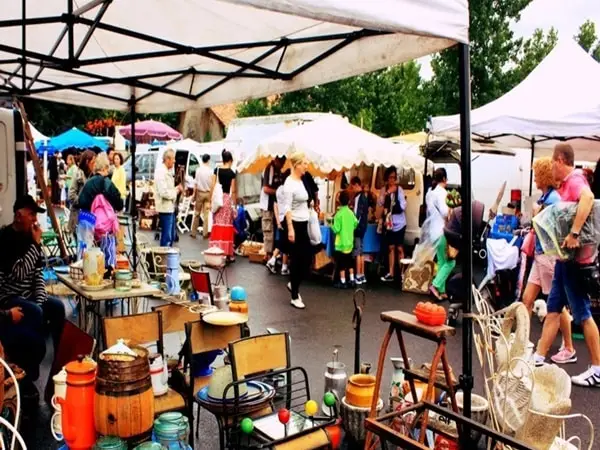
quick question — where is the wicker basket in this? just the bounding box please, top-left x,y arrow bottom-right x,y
70,263 -> 84,281
314,250 -> 333,270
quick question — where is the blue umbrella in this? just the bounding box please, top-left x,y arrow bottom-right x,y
46,127 -> 109,152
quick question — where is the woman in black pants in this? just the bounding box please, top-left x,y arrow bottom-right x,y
282,152 -> 311,309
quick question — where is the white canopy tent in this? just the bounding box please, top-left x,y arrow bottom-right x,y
238,115 -> 423,177
431,39 -> 600,176
1,0 -> 467,113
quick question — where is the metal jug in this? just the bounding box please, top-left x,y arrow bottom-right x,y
322,347 -> 347,415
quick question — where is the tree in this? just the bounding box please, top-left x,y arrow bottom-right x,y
237,61 -> 427,137
575,19 -> 600,62
426,0 -> 532,116
507,27 -> 558,88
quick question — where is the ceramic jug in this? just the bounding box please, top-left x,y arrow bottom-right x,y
58,355 -> 97,450
150,353 -> 169,396
50,367 -> 67,440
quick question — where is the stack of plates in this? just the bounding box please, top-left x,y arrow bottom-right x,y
196,381 -> 275,414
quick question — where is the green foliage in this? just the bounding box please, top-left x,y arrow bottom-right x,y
506,27 -> 558,89
237,61 -> 427,137
427,0 -> 532,115
575,19 -> 600,62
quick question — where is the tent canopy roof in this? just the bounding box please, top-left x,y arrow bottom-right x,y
0,0 -> 467,113
238,115 -> 423,177
46,127 -> 109,151
431,39 -> 600,144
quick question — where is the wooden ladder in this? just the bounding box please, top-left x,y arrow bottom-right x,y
364,310 -> 459,449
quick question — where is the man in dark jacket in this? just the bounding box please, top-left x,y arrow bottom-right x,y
0,196 -> 65,394
350,177 -> 372,284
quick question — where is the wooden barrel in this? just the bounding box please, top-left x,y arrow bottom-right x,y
94,347 -> 154,439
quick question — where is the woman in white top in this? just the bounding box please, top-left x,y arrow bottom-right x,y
282,152 -> 310,309
427,168 -> 454,300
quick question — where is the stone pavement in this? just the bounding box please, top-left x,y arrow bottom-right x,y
25,232 -> 598,449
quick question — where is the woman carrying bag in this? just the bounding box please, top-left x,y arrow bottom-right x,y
209,150 -> 236,259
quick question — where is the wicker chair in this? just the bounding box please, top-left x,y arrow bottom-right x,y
471,286 -> 594,450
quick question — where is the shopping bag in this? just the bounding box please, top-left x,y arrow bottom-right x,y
308,209 -> 322,245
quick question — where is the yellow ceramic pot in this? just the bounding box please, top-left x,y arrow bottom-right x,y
345,374 -> 376,408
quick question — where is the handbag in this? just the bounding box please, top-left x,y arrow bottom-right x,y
308,208 -> 322,245
211,168 -> 224,213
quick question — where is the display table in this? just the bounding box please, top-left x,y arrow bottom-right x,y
56,274 -> 161,351
320,223 -> 381,257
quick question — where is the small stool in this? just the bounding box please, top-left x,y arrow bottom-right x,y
364,311 -> 459,449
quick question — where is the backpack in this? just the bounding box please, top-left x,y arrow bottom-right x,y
91,182 -> 119,239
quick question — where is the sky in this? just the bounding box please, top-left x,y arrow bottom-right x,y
419,0 -> 600,80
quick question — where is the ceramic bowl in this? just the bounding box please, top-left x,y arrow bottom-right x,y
345,374 -> 376,408
207,365 -> 248,400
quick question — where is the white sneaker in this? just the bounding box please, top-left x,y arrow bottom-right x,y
571,367 -> 600,387
287,282 -> 292,292
266,260 -> 277,274
281,268 -> 290,276
291,296 -> 305,309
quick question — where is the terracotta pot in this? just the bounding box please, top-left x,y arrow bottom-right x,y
345,374 -> 375,408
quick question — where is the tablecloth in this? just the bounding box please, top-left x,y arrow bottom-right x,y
320,223 -> 381,257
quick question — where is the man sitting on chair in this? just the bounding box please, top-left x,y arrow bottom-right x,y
0,195 -> 66,398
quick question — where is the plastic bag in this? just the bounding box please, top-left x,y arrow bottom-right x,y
532,200 -> 600,260
308,209 -> 322,245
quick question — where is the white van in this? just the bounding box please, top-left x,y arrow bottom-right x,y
0,108 -> 27,227
124,139 -> 232,185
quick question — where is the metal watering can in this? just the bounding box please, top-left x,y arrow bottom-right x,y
322,346 -> 347,415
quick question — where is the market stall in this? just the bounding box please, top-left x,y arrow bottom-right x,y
239,115 -> 423,260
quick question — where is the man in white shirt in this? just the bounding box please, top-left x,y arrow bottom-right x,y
154,149 -> 183,247
191,154 -> 213,239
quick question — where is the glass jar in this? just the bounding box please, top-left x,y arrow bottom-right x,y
114,270 -> 133,291
133,442 -> 164,450
153,412 -> 189,449
93,436 -> 127,450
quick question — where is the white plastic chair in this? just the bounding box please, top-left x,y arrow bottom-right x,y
176,196 -> 193,234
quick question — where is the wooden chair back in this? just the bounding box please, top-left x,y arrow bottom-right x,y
153,304 -> 199,335
102,311 -> 163,354
229,333 -> 290,380
185,320 -> 242,355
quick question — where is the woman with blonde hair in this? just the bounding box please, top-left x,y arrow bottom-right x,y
523,157 -> 575,365
282,152 -> 311,309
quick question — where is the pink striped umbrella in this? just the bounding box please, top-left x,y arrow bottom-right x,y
119,119 -> 182,144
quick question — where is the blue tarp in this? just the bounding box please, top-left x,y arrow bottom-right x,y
38,127 -> 108,153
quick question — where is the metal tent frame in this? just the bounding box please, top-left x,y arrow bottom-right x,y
1,1 -> 478,445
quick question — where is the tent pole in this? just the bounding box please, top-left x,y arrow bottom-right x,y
458,42 -> 473,444
528,138 -> 535,195
129,94 -> 138,271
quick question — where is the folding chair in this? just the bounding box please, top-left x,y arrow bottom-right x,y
185,320 -> 243,448
102,311 -> 187,418
190,268 -> 214,305
177,195 -> 193,234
